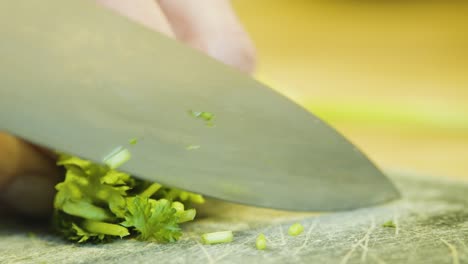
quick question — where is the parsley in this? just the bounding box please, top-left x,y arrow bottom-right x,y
382,220 -> 396,228
122,197 -> 182,242
52,154 -> 203,243
102,146 -> 132,169
190,111 -> 214,121
189,110 -> 215,126
288,223 -> 304,236
201,231 -> 233,244
186,145 -> 201,150
256,233 -> 267,250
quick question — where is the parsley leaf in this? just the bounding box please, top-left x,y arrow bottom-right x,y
122,197 -> 182,242
382,220 -> 397,228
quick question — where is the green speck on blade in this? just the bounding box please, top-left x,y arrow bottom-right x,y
129,138 -> 138,145
27,232 -> 36,239
186,145 -> 201,150
288,223 -> 304,236
103,146 -> 131,169
382,220 -> 396,228
190,111 -> 214,121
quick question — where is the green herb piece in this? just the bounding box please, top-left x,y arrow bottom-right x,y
200,112 -> 214,121
256,233 -> 267,250
189,110 -> 215,126
61,200 -> 113,221
171,201 -> 185,212
288,223 -> 304,236
70,222 -> 105,243
382,220 -> 396,228
167,201 -> 195,223
54,157 -> 131,219
53,209 -> 109,243
140,183 -> 162,198
103,147 -> 132,169
186,145 -> 201,150
82,219 -> 130,238
121,197 -> 181,242
129,138 -> 138,145
201,231 -> 233,245
177,209 -> 196,223
190,111 -> 214,121
53,154 -> 203,244
157,188 -> 206,204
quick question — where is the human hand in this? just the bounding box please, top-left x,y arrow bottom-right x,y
0,0 -> 256,217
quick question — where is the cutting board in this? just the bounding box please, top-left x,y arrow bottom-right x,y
1,171 -> 467,264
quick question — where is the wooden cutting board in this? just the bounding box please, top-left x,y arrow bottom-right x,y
1,171 -> 467,264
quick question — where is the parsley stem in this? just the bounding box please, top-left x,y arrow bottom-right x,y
62,201 -> 112,221
140,183 -> 162,198
82,220 -> 129,237
103,147 -> 131,169
201,231 -> 233,244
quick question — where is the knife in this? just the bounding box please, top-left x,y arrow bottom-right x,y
0,0 -> 399,211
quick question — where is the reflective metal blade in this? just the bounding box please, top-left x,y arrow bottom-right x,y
0,0 -> 399,211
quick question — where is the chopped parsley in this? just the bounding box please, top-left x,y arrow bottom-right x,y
288,223 -> 304,236
256,233 -> 267,250
190,111 -> 214,121
201,231 -> 233,245
186,145 -> 201,150
53,153 -> 204,243
189,110 -> 215,126
102,146 -> 131,169
382,220 -> 396,228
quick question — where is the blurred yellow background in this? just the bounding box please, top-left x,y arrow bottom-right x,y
233,0 -> 468,178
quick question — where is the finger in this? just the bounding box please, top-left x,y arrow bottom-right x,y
0,1 -> 178,218
157,0 -> 257,73
0,133 -> 61,217
96,0 -> 175,37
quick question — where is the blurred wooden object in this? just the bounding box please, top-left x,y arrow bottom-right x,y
233,0 -> 468,178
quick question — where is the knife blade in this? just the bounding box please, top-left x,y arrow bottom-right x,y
0,0 -> 399,211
